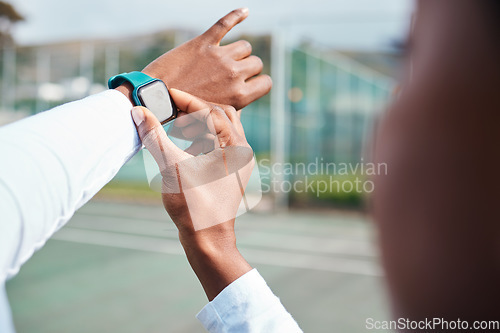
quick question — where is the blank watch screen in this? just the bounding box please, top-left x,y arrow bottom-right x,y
138,81 -> 175,123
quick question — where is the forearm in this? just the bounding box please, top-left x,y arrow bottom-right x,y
0,90 -> 139,282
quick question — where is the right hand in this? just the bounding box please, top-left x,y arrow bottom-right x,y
131,89 -> 254,300
142,8 -> 272,110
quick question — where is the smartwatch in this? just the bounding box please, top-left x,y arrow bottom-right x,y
108,71 -> 178,124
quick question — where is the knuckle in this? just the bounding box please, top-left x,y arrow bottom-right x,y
212,48 -> 223,60
226,105 -> 237,114
227,64 -> 239,79
210,104 -> 225,116
230,9 -> 243,18
224,105 -> 237,117
236,87 -> 247,100
215,17 -> 230,31
141,125 -> 161,145
231,87 -> 247,105
218,131 -> 234,148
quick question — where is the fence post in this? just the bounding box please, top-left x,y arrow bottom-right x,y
36,47 -> 50,112
270,28 -> 289,211
1,46 -> 16,111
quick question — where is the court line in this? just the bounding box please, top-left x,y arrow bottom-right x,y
52,228 -> 382,277
69,214 -> 377,257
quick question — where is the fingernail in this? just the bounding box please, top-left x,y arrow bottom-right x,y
240,7 -> 249,15
131,107 -> 144,126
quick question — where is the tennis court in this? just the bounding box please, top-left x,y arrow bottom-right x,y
6,199 -> 390,333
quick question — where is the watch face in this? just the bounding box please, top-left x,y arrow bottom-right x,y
137,80 -> 177,124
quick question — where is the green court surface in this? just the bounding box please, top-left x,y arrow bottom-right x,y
6,200 -> 391,333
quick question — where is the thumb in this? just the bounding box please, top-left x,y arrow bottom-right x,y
131,106 -> 186,169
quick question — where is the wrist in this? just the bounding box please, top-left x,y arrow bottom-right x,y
114,81 -> 134,105
179,229 -> 252,301
179,231 -> 238,259
142,66 -> 172,89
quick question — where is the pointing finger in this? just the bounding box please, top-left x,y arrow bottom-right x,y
202,8 -> 249,45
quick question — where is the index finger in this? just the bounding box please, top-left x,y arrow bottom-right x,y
202,8 -> 249,45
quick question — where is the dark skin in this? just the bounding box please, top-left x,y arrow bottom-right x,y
132,2 -> 500,324
117,8 -> 272,110
373,0 -> 500,326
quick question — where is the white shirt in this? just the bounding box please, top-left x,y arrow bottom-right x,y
0,90 -> 301,332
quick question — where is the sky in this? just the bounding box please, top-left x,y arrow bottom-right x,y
9,0 -> 414,50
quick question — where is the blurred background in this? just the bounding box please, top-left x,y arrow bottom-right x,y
1,0 -> 412,332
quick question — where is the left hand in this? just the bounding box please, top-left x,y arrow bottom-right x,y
131,89 -> 254,300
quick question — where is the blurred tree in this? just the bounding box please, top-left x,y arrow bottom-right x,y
0,1 -> 24,47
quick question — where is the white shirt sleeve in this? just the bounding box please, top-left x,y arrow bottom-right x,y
196,269 -> 302,333
0,285 -> 15,333
0,89 -> 139,284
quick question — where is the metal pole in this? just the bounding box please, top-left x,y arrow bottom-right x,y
270,28 -> 288,211
36,48 -> 50,112
335,64 -> 352,163
80,42 -> 94,95
306,48 -> 322,164
105,45 -> 120,82
360,77 -> 375,160
2,46 -> 16,111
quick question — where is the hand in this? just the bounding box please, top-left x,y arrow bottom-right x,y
130,89 -> 253,300
142,8 -> 272,110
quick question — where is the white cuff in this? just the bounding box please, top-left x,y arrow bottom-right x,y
196,269 -> 302,333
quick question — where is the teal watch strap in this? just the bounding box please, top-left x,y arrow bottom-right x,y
108,71 -> 160,106
108,71 -> 155,89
